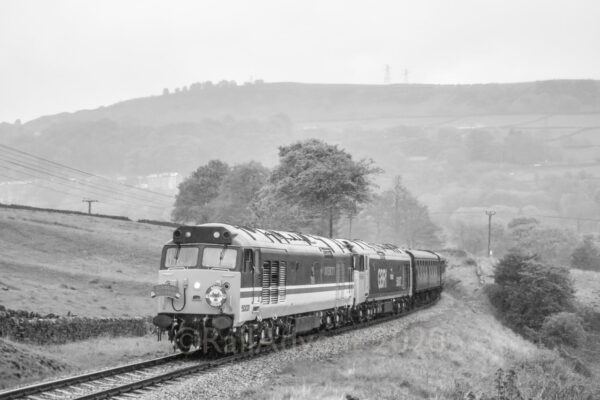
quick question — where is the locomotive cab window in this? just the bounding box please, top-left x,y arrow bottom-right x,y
201,247 -> 238,269
164,246 -> 199,269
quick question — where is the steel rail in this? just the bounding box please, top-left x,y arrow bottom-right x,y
0,353 -> 186,400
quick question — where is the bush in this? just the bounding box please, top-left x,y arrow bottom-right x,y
540,312 -> 586,348
571,236 -> 600,271
444,354 -> 600,400
488,252 -> 575,336
577,305 -> 600,332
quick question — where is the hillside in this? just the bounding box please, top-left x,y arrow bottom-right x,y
13,80 -> 600,129
1,80 -> 599,178
1,80 -> 599,238
0,206 -> 173,317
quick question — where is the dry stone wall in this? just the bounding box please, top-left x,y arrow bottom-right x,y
0,306 -> 153,345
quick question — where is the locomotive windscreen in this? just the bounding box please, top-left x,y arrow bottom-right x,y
201,247 -> 237,269
164,247 -> 199,268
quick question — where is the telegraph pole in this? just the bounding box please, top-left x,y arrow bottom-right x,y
82,199 -> 98,214
485,210 -> 496,257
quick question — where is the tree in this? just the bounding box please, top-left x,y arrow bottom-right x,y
250,183 -> 321,232
257,139 -> 380,237
571,235 -> 600,271
505,217 -> 578,266
449,221 -> 506,256
388,177 -> 441,248
172,160 -> 229,223
213,161 -> 269,225
488,252 -> 575,336
360,177 -> 441,247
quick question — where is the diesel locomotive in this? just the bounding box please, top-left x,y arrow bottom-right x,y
151,223 -> 444,353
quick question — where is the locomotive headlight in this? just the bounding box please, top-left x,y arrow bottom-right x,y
193,281 -> 201,290
205,285 -> 227,308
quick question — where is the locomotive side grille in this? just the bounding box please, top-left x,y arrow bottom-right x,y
279,261 -> 287,302
261,259 -> 286,304
270,261 -> 280,304
261,261 -> 271,304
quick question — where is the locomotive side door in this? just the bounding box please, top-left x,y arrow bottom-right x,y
335,260 -> 348,304
353,255 -> 368,304
252,249 -> 261,304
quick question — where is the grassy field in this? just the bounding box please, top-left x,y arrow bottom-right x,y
0,207 -> 173,317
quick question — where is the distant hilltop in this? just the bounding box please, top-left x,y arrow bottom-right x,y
0,79 -> 599,186
11,79 -> 600,131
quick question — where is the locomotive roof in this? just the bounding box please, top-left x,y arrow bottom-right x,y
338,239 -> 411,259
168,223 -> 414,259
169,223 -> 351,255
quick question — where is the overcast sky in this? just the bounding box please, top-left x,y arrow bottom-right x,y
1,0 -> 599,123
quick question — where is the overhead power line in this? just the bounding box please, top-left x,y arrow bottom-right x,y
0,151 -> 173,208
0,171 -> 77,198
0,160 -> 170,211
0,144 -> 175,199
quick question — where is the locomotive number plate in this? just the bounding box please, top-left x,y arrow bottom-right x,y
152,284 -> 181,298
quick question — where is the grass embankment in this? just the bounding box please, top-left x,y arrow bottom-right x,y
0,207 -> 172,317
0,335 -> 171,390
243,256 -> 599,399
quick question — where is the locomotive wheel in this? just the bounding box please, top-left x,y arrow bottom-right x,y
174,328 -> 196,353
358,307 -> 366,322
260,321 -> 274,345
273,321 -> 284,342
325,313 -> 334,330
222,332 -> 237,354
366,305 -> 374,321
281,319 -> 294,339
237,325 -> 255,352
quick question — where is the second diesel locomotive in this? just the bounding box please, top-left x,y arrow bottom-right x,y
151,223 -> 444,352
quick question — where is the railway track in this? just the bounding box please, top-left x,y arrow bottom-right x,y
0,297 -> 440,400
0,353 -> 190,400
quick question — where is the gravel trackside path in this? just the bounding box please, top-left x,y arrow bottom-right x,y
138,297 -> 448,400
